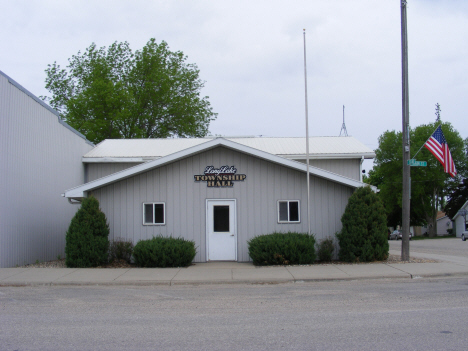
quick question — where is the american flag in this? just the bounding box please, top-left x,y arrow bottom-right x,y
424,125 -> 457,177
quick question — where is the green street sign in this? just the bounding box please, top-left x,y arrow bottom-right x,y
407,160 -> 427,167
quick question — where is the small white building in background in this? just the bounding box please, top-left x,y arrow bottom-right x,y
436,211 -> 453,236
453,200 -> 468,238
0,71 -> 94,267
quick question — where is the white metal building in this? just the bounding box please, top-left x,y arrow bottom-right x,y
0,69 -> 377,265
453,200 -> 468,238
65,137 -> 375,262
0,71 -> 94,267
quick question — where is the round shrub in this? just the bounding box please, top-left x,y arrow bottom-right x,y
336,186 -> 388,262
65,196 -> 109,268
248,232 -> 316,266
133,236 -> 197,268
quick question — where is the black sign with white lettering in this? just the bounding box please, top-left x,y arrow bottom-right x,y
194,166 -> 246,187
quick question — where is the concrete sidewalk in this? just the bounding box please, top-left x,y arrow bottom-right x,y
1,251 -> 468,287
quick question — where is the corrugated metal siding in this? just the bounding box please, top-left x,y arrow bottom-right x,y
92,146 -> 354,262
0,73 -> 93,267
87,163 -> 142,182
295,159 -> 361,180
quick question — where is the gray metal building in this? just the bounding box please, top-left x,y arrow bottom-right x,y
65,138 -> 372,262
0,71 -> 93,267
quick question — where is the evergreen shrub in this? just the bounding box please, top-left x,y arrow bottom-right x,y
109,238 -> 134,264
336,186 -> 389,262
65,196 -> 109,268
317,237 -> 335,262
133,236 -> 196,267
248,232 -> 316,266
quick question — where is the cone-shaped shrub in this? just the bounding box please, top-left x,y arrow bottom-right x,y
65,196 -> 109,267
336,186 -> 388,262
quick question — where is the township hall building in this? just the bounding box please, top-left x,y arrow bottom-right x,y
0,70 -> 375,267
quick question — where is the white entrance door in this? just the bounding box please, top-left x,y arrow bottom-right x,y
206,199 -> 237,261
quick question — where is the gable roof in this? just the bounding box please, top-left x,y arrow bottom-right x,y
453,200 -> 468,220
82,136 -> 375,162
65,138 -> 371,199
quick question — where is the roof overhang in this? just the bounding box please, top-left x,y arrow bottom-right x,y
453,200 -> 468,220
82,157 -> 159,163
283,153 -> 375,160
65,138 -> 375,199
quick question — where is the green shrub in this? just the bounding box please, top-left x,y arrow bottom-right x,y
65,196 -> 109,268
109,238 -> 134,263
133,236 -> 196,267
317,237 -> 334,262
336,186 -> 388,262
248,232 -> 316,266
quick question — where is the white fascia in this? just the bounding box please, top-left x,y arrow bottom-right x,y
283,153 -> 376,160
65,138 -> 375,199
82,157 -> 159,163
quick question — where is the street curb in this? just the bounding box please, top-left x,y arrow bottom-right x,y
0,275 -> 420,287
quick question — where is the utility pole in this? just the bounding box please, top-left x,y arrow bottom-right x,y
401,0 -> 410,261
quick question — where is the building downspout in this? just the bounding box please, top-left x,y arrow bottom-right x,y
360,156 -> 364,182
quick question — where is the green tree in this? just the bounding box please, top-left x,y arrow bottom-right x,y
366,122 -> 467,236
65,196 -> 109,268
444,178 -> 468,219
336,186 -> 388,262
42,39 -> 217,144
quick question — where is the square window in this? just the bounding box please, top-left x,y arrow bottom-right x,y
278,200 -> 300,223
143,202 -> 165,225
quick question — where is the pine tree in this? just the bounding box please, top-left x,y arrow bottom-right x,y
65,196 -> 109,267
336,186 -> 388,262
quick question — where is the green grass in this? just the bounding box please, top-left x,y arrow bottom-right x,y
411,234 -> 456,241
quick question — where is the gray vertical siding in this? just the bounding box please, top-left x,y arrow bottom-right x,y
295,158 -> 361,180
0,72 -> 93,267
92,146 -> 354,262
86,162 -> 142,182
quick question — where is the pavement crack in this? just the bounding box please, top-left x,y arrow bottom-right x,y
113,268 -> 132,281
331,265 -> 351,276
284,267 -> 297,281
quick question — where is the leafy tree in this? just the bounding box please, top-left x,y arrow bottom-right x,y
42,39 -> 217,144
444,178 -> 468,219
336,186 -> 388,262
366,122 -> 467,236
65,196 -> 109,268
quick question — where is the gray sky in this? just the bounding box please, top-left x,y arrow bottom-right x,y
1,0 -> 467,171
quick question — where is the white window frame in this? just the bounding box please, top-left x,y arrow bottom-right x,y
143,202 -> 166,225
277,200 -> 300,223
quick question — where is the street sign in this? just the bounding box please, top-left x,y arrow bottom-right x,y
407,160 -> 427,167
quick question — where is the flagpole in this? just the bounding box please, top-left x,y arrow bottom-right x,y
412,125 -> 442,160
303,29 -> 311,236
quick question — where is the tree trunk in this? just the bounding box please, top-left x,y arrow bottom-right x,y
427,186 -> 439,237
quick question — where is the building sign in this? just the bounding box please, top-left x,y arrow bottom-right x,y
194,166 -> 246,187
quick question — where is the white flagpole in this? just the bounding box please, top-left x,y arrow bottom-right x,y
303,29 -> 311,236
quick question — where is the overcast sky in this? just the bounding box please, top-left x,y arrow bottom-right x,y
1,0 -> 467,171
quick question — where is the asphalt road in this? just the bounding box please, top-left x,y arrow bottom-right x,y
389,237 -> 468,257
2,278 -> 468,351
